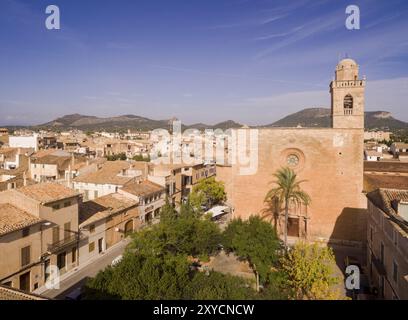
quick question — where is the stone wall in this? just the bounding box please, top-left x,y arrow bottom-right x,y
217,127 -> 367,243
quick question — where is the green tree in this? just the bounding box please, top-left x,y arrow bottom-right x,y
259,269 -> 292,300
184,271 -> 255,300
106,152 -> 127,161
82,266 -> 119,300
159,197 -> 178,223
84,253 -> 191,300
130,204 -> 221,259
222,216 -> 280,284
189,177 -> 226,210
280,242 -> 343,300
132,154 -> 150,161
264,167 -> 311,248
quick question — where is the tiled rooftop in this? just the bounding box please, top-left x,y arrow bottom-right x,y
79,193 -> 138,227
17,182 -> 80,204
31,155 -> 72,167
73,161 -> 135,185
364,173 -> 408,193
364,160 -> 408,173
0,203 -> 42,236
121,180 -> 164,197
0,285 -> 47,300
367,188 -> 408,232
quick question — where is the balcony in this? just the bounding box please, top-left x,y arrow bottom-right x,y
47,234 -> 80,253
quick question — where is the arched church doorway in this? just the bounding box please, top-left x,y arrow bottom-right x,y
287,217 -> 300,237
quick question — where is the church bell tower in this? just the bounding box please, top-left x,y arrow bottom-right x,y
330,58 -> 365,129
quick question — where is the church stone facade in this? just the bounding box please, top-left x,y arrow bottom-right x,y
217,58 -> 367,245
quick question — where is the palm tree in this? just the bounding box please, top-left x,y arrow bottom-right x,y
264,167 -> 311,248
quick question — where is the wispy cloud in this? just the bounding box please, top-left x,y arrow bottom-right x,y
254,13 -> 343,60
254,25 -> 305,41
204,0 -> 314,30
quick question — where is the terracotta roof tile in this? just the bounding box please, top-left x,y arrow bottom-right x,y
31,155 -> 72,168
0,285 -> 48,300
364,173 -> 408,193
17,183 -> 80,203
366,188 -> 408,232
79,193 -> 138,227
0,203 -> 42,236
121,180 -> 164,197
73,161 -> 136,185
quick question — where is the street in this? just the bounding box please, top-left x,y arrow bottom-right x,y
39,239 -> 130,300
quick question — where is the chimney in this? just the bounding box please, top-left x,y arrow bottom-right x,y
398,201 -> 408,223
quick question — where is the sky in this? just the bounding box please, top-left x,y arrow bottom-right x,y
0,0 -> 408,126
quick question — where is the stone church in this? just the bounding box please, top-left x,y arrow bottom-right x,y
217,58 -> 367,245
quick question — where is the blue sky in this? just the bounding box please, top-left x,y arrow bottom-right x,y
1,0 -> 408,125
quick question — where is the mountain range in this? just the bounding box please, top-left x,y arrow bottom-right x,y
263,108 -> 408,130
24,108 -> 408,132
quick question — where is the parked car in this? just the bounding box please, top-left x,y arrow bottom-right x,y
65,287 -> 82,301
111,255 -> 123,266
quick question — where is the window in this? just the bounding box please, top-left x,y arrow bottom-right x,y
52,203 -> 60,211
89,242 -> 95,253
22,227 -> 30,238
393,260 -> 398,283
380,242 -> 385,264
57,252 -> 66,270
287,154 -> 299,167
52,226 -> 60,244
94,190 -> 98,199
72,247 -> 77,263
21,246 -> 31,267
64,201 -> 71,208
393,230 -> 398,246
19,272 -> 30,292
89,224 -> 95,233
44,259 -> 50,282
64,222 -> 71,240
343,94 -> 353,115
